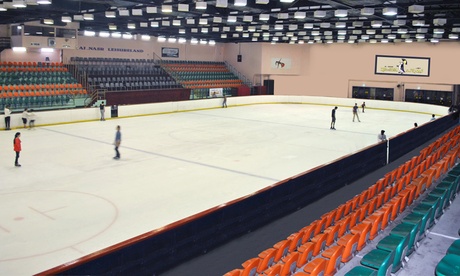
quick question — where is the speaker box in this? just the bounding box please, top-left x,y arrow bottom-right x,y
453,85 -> 460,105
48,38 -> 56,47
264,80 -> 274,95
237,54 -> 242,62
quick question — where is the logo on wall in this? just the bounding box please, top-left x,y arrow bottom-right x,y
375,55 -> 430,77
271,58 -> 292,69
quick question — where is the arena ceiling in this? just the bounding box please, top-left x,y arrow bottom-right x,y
1,0 -> 460,44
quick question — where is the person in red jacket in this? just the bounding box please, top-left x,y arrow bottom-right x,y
14,132 -> 21,167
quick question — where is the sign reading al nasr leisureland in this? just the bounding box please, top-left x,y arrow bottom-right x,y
375,55 -> 430,77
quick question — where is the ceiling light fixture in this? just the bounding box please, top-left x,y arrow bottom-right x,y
314,10 -> 326,18
259,14 -> 269,21
294,11 -> 306,19
382,7 -> 397,16
408,5 -> 424,13
196,1 -> 207,10
361,7 -> 374,16
12,0 -> 27,8
43,18 -> 54,25
162,5 -> 172,13
216,0 -> 228,8
105,11 -> 116,18
61,16 -> 72,22
234,0 -> 247,7
178,4 -> 189,11
83,13 -> 94,20
335,9 -> 347,17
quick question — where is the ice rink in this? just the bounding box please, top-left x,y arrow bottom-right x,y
0,103 -> 436,275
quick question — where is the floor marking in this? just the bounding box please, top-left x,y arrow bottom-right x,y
41,128 -> 281,182
0,224 -> 11,233
429,232 -> 459,240
29,206 -> 56,220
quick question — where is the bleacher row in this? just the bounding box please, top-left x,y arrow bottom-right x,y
0,61 -> 85,110
0,83 -> 86,109
224,125 -> 460,276
70,57 -> 157,66
87,75 -> 179,91
162,60 -> 243,95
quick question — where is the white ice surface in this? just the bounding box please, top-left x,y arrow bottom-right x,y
0,104 -> 434,275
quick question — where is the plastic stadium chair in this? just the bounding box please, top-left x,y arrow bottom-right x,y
446,239 -> 460,255
280,252 -> 299,276
337,233 -> 360,263
344,265 -> 377,276
257,248 -> 276,274
390,222 -> 420,256
297,242 -> 315,267
360,248 -> 395,276
321,245 -> 344,276
273,239 -> 292,262
350,222 -> 372,251
301,257 -> 328,276
376,235 -> 408,273
435,254 -> 460,276
288,231 -> 305,253
311,233 -> 328,256
241,258 -> 260,276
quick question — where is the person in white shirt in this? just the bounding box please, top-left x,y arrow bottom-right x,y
21,108 -> 28,128
27,109 -> 36,129
378,130 -> 387,142
4,105 -> 11,130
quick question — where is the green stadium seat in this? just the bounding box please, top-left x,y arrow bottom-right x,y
412,203 -> 435,229
360,248 -> 395,276
429,187 -> 449,212
376,235 -> 408,273
435,254 -> 460,276
446,239 -> 460,256
344,265 -> 377,276
390,222 -> 420,256
421,195 -> 442,219
403,212 -> 428,242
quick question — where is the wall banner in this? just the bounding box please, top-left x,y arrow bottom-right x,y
375,55 -> 430,77
162,47 -> 179,58
271,58 -> 292,70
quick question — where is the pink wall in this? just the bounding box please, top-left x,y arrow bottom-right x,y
226,42 -> 460,98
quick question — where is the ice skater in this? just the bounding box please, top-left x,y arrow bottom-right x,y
378,130 -> 387,142
21,108 -> 28,128
4,105 -> 11,130
352,103 -> 360,122
100,102 -> 105,121
27,109 -> 36,129
14,132 -> 21,167
361,102 -> 366,113
114,125 -> 121,159
330,106 -> 338,130
222,95 -> 227,108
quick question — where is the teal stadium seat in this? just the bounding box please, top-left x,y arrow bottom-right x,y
344,265 -> 377,276
435,254 -> 460,276
360,248 -> 395,276
376,235 -> 408,273
390,222 -> 419,255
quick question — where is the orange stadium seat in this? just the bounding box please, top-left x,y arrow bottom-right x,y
337,233 -> 360,263
321,245 -> 344,276
273,239 -> 291,262
297,242 -> 315,267
350,222 -> 372,251
241,258 -> 260,276
257,248 -> 276,273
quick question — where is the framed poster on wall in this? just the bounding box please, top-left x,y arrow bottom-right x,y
161,47 -> 179,58
375,55 -> 430,77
